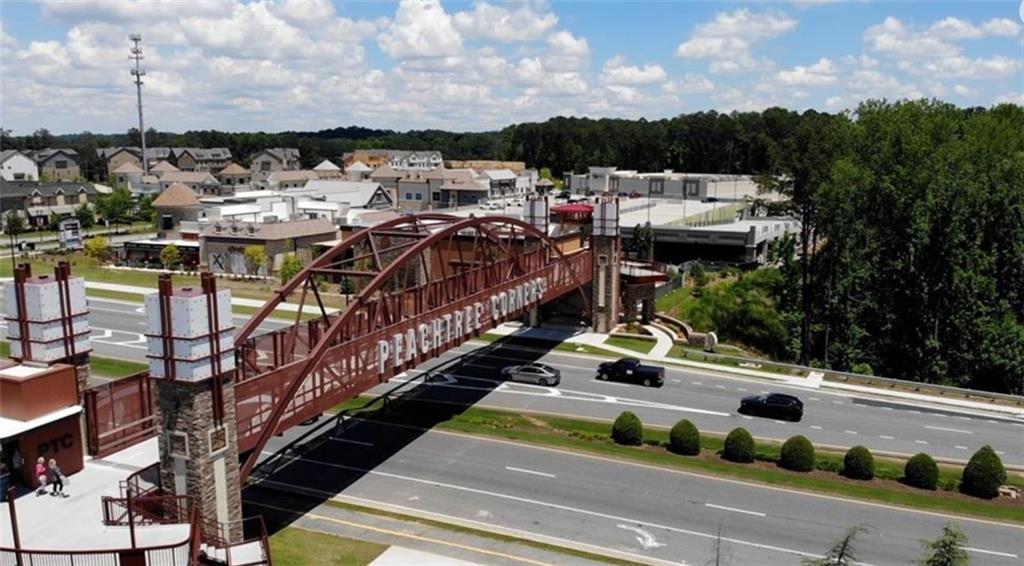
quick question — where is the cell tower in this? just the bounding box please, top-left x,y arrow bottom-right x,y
129,33 -> 148,173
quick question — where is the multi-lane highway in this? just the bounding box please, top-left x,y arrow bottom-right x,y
249,402 -> 1024,565
6,295 -> 1020,465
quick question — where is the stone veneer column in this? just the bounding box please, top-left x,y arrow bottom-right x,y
148,274 -> 243,544
591,199 -> 621,333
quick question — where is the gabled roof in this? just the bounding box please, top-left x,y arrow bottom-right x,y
151,160 -> 180,173
267,170 -> 319,183
0,180 -> 96,198
33,148 -> 79,163
297,180 -> 393,208
313,159 -> 341,171
344,160 -> 372,172
112,161 -> 145,174
0,149 -> 33,164
483,169 -> 517,181
249,147 -> 301,163
370,164 -> 403,179
218,162 -> 250,175
159,171 -> 219,184
152,183 -> 201,208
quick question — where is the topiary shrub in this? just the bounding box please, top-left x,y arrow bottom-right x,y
843,445 -> 875,480
668,419 -> 701,456
611,411 -> 643,446
904,453 -> 939,490
779,435 -> 815,472
961,445 -> 1007,499
723,427 -> 755,463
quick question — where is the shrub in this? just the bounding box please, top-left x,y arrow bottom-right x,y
723,427 -> 755,463
611,411 -> 643,446
668,419 -> 700,456
779,435 -> 815,472
960,445 -> 1007,499
842,446 -> 875,480
904,453 -> 939,490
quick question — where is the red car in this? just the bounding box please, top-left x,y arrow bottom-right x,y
629,191 -> 643,198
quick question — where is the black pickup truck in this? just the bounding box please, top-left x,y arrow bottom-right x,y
597,358 -> 666,387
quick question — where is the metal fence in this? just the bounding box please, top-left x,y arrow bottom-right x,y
84,372 -> 157,457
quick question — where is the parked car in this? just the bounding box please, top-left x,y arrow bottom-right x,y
629,191 -> 643,198
502,363 -> 561,386
701,197 -> 719,203
739,393 -> 803,421
596,358 -> 665,387
554,191 -> 571,200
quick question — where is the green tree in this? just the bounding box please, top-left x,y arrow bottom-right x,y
279,253 -> 303,284
159,244 -> 180,270
244,245 -> 268,277
723,427 -> 755,463
842,446 -> 875,481
3,212 -> 26,236
611,411 -> 643,446
960,445 -> 1006,499
47,212 -> 62,231
668,419 -> 700,456
84,236 -> 110,262
137,194 -> 156,224
690,261 -> 708,288
918,523 -> 969,566
75,204 -> 95,229
625,222 -> 655,260
779,435 -> 815,472
96,186 -> 134,232
801,524 -> 867,566
905,453 -> 939,490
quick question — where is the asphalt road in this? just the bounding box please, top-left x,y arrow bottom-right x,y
5,295 -> 1020,465
250,411 -> 1024,566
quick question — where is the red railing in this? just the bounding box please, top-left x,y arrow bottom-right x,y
201,517 -> 272,566
84,371 -> 157,457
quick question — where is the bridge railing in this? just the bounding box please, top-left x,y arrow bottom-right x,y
84,371 -> 157,457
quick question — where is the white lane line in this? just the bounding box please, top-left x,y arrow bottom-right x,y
704,503 -> 766,518
832,401 -> 844,405
996,450 -> 1006,455
715,385 -> 726,390
909,410 -> 920,414
964,547 -> 1018,559
915,440 -> 929,445
258,454 -> 824,560
741,415 -> 753,420
759,390 -> 770,394
691,381 -> 702,386
987,420 -> 1000,424
844,430 -> 858,435
924,425 -> 973,435
810,425 -> 823,430
737,388 -> 747,392
591,380 -> 630,388
505,466 -> 556,479
957,416 -> 971,421
881,407 -> 894,411
809,397 -> 820,401
954,445 -> 969,450
773,420 -> 787,425
880,435 -> 895,440
671,379 -> 681,383
329,437 -> 374,447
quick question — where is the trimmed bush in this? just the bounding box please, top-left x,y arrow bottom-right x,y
723,427 -> 755,463
779,435 -> 815,472
961,445 -> 1007,499
904,453 -> 939,490
611,411 -> 643,446
842,446 -> 875,480
668,419 -> 701,456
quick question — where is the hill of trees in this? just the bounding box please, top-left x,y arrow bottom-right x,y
2,100 -> 1021,393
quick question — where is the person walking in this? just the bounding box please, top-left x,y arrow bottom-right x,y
48,459 -> 68,498
34,457 -> 47,496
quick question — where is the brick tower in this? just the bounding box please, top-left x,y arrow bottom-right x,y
524,196 -> 550,327
147,273 -> 242,543
591,198 -> 620,333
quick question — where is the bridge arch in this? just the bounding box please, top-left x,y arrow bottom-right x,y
234,215 -> 593,480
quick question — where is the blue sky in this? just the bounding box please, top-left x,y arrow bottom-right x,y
1,1 -> 1021,134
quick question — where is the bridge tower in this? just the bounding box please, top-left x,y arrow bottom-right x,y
591,198 -> 620,333
524,196 -> 550,327
147,273 -> 242,543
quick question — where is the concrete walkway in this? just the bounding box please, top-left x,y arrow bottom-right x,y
86,281 -> 338,314
643,324 -> 674,358
371,547 -> 481,566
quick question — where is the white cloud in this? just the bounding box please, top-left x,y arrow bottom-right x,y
847,69 -> 924,100
952,84 -> 976,97
920,55 -> 1021,79
995,92 -> 1024,106
663,74 -> 715,94
229,97 -> 264,112
453,2 -> 558,42
865,16 -> 1020,59
378,0 -> 463,59
548,30 -> 589,57
928,17 -> 1021,40
600,56 -> 667,85
676,8 -> 797,73
776,57 -> 837,86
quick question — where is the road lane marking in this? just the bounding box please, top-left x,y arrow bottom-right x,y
505,466 -> 556,479
915,440 -> 928,445
737,388 -> 747,392
844,430 -> 858,435
714,385 -> 726,389
704,503 -> 766,517
924,425 -> 973,434
964,547 -> 1018,559
809,397 -> 820,401
832,401 -> 844,405
741,415 -> 753,420
329,437 -> 374,447
773,420 -> 787,425
616,524 -> 666,549
880,435 -> 895,440
671,379 -> 681,383
955,445 -> 969,450
591,380 -> 630,387
691,381 -> 702,385
810,426 -> 823,430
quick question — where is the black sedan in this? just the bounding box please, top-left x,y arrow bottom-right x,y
739,393 -> 804,421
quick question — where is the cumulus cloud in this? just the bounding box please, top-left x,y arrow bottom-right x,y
600,56 -> 667,85
776,57 -> 837,86
378,0 -> 463,59
663,74 -> 715,94
676,8 -> 797,73
453,1 -> 558,42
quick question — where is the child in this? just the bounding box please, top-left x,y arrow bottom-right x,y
34,457 -> 47,496
48,459 -> 68,498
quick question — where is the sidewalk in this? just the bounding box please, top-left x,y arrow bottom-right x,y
488,322 -> 1024,419
84,281 -> 338,314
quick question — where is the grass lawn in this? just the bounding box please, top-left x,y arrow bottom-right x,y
667,345 -> 804,377
90,356 -> 148,378
269,527 -> 387,566
604,336 -> 655,354
334,397 -> 1024,524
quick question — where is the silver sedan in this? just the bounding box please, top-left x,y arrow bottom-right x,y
501,363 -> 561,386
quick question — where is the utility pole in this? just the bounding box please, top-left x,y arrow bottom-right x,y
129,34 -> 148,173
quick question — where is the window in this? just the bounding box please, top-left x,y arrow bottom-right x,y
685,180 -> 700,196
55,160 -> 68,169
260,161 -> 271,172
415,193 -> 423,201
432,192 -> 441,202
13,173 -> 24,180
405,192 -> 412,200
649,179 -> 664,195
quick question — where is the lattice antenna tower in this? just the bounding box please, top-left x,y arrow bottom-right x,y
129,34 -> 148,173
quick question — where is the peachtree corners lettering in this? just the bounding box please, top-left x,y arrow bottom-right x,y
377,277 -> 547,374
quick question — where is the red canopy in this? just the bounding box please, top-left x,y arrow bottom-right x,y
551,203 -> 594,215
